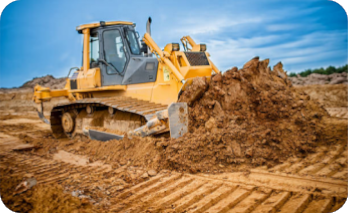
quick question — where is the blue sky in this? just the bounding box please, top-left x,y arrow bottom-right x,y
0,0 -> 347,88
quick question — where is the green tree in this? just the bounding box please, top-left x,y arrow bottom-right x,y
288,64 -> 347,77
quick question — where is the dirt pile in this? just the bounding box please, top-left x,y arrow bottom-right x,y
0,88 -> 32,101
163,57 -> 330,172
0,75 -> 66,92
20,75 -> 67,89
0,75 -> 67,112
289,72 -> 347,86
294,84 -> 348,108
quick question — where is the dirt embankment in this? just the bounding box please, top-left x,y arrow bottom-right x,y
289,72 -> 348,86
289,72 -> 347,86
0,75 -> 69,113
0,75 -> 66,102
163,57 -> 345,173
20,75 -> 67,90
294,84 -> 348,108
0,88 -> 33,101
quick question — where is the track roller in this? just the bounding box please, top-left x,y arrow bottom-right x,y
108,106 -> 115,115
86,105 -> 95,114
61,110 -> 77,134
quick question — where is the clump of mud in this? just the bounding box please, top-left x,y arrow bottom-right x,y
164,57 -> 330,172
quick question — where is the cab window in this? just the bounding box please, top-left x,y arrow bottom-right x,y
125,30 -> 141,55
90,32 -> 99,66
103,29 -> 127,74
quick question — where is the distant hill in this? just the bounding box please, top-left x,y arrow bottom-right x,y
21,75 -> 67,90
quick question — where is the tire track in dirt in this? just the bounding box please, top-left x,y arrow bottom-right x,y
0,144 -> 347,212
0,152 -> 97,184
326,107 -> 348,119
251,191 -> 291,213
205,186 -> 256,213
108,173 -> 345,213
1,113 -> 347,212
303,198 -> 333,213
277,193 -> 311,213
257,143 -> 347,181
298,144 -> 346,175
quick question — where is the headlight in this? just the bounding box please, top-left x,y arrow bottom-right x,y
200,44 -> 206,51
172,43 -> 180,51
164,43 -> 180,53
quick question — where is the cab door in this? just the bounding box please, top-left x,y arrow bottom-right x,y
99,27 -> 129,86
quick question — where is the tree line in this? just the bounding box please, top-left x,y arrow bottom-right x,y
289,64 -> 348,77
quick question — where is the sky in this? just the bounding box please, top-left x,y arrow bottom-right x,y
0,0 -> 347,88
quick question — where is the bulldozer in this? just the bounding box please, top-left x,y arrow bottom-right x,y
33,17 -> 220,141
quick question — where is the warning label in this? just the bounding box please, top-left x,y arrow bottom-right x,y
163,66 -> 170,81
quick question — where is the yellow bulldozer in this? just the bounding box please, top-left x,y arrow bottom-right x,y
33,17 -> 220,141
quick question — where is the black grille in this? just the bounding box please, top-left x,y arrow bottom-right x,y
70,72 -> 78,90
70,80 -> 77,90
184,52 -> 209,66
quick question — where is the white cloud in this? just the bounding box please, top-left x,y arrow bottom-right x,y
205,30 -> 347,73
174,17 -> 263,36
266,24 -> 300,31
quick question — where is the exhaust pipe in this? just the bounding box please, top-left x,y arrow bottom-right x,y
146,17 -> 152,36
146,17 -> 152,56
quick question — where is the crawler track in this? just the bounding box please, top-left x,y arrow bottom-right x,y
50,97 -> 168,138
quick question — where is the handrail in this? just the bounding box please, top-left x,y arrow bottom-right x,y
143,33 -> 185,83
67,67 -> 80,78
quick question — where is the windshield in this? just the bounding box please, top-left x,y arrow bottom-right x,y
125,30 -> 141,55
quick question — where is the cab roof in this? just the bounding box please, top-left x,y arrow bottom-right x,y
76,21 -> 135,32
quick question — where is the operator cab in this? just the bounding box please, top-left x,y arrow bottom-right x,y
77,21 -> 158,86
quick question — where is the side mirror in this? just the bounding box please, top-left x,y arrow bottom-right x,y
140,40 -> 148,54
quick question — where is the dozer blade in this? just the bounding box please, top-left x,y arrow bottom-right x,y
78,103 -> 188,141
128,103 -> 189,138
88,129 -> 124,141
168,103 -> 188,138
86,102 -> 188,141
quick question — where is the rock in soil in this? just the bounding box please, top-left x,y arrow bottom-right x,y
141,172 -> 149,178
148,170 -> 157,177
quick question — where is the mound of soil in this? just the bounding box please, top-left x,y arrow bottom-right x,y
289,72 -> 347,86
0,75 -> 67,111
294,84 -> 348,108
163,57 -> 330,172
21,75 -> 67,89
